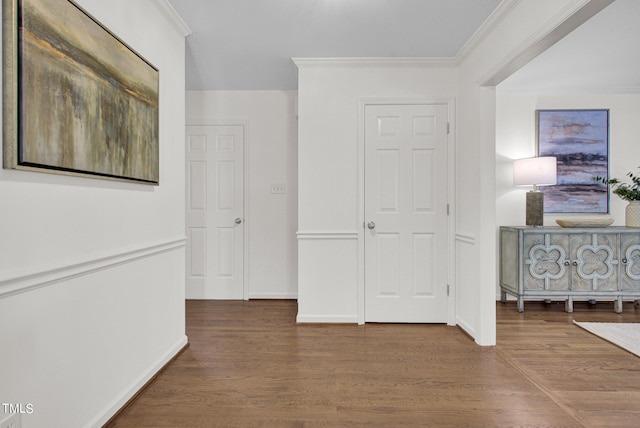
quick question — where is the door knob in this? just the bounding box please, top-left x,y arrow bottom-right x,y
367,221 -> 376,230
235,218 -> 242,225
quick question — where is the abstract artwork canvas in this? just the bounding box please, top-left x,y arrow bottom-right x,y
2,0 -> 159,184
537,109 -> 609,213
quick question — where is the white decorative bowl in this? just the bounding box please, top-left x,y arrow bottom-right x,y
556,218 -> 614,228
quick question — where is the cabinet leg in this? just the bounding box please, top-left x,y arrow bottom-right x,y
565,297 -> 573,313
614,297 -> 623,314
517,297 -> 524,313
500,290 -> 507,303
635,300 -> 640,308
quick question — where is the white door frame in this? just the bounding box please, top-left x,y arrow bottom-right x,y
357,98 -> 456,325
186,118 -> 250,300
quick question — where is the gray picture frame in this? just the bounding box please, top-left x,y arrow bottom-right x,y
537,109 -> 609,214
2,0 -> 159,184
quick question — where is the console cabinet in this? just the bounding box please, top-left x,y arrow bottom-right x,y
499,226 -> 640,312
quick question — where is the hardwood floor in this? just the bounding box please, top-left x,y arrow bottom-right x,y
106,300 -> 640,427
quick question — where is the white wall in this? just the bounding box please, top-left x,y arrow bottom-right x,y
454,0 -> 609,345
186,90 -> 298,299
496,92 -> 640,294
294,0 -> 610,345
295,62 -> 458,323
0,1 -> 187,427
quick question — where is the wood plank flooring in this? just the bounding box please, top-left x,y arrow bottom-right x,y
106,300 -> 640,427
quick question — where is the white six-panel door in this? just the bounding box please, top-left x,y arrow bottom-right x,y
364,104 -> 448,322
186,125 -> 244,299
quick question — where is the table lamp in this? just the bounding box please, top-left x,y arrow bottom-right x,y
513,156 -> 557,227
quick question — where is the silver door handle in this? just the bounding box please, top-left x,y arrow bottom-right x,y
367,221 -> 375,230
235,218 -> 242,225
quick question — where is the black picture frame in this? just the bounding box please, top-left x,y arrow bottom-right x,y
2,0 -> 160,184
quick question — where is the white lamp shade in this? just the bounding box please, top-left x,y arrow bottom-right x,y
513,156 -> 557,186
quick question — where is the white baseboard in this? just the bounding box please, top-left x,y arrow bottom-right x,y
296,314 -> 358,323
456,316 -> 476,340
249,292 -> 297,299
87,335 -> 188,428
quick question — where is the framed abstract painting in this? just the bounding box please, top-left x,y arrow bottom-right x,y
537,109 -> 609,213
2,0 -> 159,184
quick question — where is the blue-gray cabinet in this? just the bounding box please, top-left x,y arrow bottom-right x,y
499,226 -> 640,312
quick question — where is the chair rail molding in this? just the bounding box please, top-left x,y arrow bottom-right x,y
0,237 -> 187,299
296,230 -> 359,240
455,232 -> 477,245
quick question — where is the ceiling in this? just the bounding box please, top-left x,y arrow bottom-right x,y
167,0 -> 501,90
167,0 -> 640,93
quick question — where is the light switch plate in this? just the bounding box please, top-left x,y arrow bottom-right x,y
271,183 -> 286,194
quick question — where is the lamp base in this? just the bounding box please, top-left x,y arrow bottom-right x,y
526,191 -> 544,227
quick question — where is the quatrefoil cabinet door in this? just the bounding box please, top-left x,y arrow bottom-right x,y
523,233 -> 570,291
570,233 -> 618,292
620,233 -> 640,291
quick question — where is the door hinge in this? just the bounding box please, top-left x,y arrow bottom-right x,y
447,284 -> 450,296
447,204 -> 450,215
447,122 -> 450,134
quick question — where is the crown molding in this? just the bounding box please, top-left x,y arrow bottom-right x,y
479,0 -> 614,86
497,85 -> 640,96
455,0 -> 521,64
150,0 -> 192,37
292,57 -> 455,69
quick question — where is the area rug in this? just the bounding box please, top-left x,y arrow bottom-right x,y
573,321 -> 640,357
